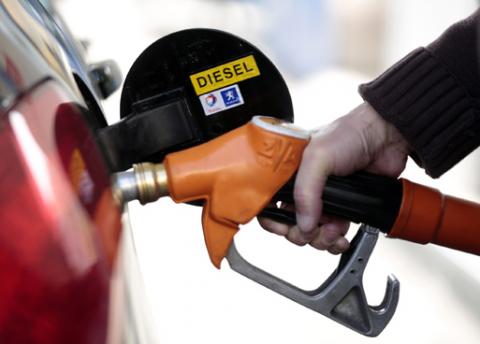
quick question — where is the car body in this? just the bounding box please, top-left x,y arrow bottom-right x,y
0,1 -> 150,342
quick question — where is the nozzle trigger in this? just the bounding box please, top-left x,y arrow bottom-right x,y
226,225 -> 399,337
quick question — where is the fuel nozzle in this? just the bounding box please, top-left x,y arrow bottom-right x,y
112,116 -> 310,266
112,162 -> 169,205
109,116 -> 400,336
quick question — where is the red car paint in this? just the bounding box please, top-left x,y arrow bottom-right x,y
0,80 -> 121,343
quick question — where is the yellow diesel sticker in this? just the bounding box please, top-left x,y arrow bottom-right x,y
190,55 -> 260,95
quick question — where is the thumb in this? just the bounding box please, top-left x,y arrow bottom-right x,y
294,146 -> 332,233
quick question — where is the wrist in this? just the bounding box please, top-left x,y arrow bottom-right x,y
360,102 -> 411,155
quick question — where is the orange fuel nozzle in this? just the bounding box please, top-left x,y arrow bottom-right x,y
163,116 -> 309,268
111,116 -> 400,336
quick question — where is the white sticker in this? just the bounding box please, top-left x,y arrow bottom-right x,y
199,84 -> 244,116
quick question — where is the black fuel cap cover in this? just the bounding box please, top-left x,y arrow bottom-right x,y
119,28 -> 293,164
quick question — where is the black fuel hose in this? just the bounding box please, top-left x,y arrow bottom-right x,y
261,172 -> 403,233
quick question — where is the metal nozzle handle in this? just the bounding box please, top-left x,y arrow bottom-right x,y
226,225 -> 399,337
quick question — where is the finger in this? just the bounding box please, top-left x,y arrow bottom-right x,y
309,220 -> 350,250
294,145 -> 332,234
257,217 -> 290,236
327,237 -> 350,255
286,225 -> 319,246
327,218 -> 350,236
309,228 -> 330,250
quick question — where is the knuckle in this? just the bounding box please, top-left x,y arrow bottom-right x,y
310,240 -> 328,250
287,229 -> 308,246
328,247 -> 341,255
320,226 -> 341,245
287,237 -> 307,246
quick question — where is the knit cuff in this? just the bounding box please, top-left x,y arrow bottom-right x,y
359,48 -> 480,177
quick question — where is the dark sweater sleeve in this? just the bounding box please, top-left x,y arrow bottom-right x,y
359,10 -> 480,178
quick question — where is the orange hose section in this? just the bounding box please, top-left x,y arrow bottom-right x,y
163,122 -> 308,268
389,179 -> 480,255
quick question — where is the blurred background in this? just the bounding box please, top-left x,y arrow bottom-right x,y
56,0 -> 480,342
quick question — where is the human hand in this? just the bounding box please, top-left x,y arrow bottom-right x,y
259,102 -> 410,254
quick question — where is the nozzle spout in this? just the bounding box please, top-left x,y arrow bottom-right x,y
112,163 -> 169,205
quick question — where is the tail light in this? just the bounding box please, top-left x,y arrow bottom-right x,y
0,80 -> 121,343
